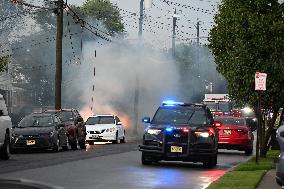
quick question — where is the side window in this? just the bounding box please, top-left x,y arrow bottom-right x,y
115,116 -> 121,124
189,110 -> 207,125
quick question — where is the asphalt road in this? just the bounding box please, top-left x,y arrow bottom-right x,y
0,139 -> 252,189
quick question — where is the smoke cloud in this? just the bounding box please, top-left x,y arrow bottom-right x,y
63,39 -> 180,135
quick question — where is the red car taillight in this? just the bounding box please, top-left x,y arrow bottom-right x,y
236,129 -> 248,134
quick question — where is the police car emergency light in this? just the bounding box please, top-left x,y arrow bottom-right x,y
162,100 -> 184,107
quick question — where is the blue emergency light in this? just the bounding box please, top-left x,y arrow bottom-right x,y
162,100 -> 184,107
165,127 -> 173,132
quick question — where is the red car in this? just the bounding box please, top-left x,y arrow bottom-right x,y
45,109 -> 86,150
214,116 -> 254,156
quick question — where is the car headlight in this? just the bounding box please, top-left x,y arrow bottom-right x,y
147,129 -> 162,135
106,127 -> 116,132
195,131 -> 210,138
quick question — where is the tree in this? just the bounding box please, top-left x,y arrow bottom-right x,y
175,43 -> 227,102
81,0 -> 125,35
0,56 -> 9,72
209,0 -> 284,156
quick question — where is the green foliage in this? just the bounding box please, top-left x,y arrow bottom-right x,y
207,150 -> 279,189
81,0 -> 124,35
0,56 -> 9,72
207,170 -> 266,189
209,0 -> 284,109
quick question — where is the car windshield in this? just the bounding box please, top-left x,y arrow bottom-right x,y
86,116 -> 115,125
215,117 -> 245,126
152,107 -> 207,125
204,102 -> 231,112
18,115 -> 54,128
218,102 -> 231,112
204,102 -> 218,111
55,111 -> 73,122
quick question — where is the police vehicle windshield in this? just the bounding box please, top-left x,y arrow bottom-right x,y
152,107 -> 207,125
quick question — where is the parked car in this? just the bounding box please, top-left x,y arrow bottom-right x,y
45,109 -> 86,149
0,94 -> 12,160
214,116 -> 254,155
85,114 -> 126,145
276,124 -> 284,187
10,113 -> 68,152
139,101 -> 219,168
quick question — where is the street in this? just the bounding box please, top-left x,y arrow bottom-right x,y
0,140 -> 252,189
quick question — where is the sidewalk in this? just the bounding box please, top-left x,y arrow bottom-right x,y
257,169 -> 281,189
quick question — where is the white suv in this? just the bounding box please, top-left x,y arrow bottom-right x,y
85,115 -> 126,145
0,94 -> 12,160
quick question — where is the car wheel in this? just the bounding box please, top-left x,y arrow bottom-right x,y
0,134 -> 11,160
62,137 -> 69,151
70,138 -> 78,150
112,132 -> 119,144
120,131 -> 126,143
245,147 -> 253,156
79,140 -> 86,149
141,152 -> 152,165
203,154 -> 217,168
52,138 -> 60,153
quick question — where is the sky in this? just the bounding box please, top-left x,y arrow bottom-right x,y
66,0 -> 221,49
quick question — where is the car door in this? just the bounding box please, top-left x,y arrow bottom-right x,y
55,116 -> 67,146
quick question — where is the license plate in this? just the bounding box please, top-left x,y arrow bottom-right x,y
26,140 -> 35,145
171,146 -> 182,153
92,135 -> 100,139
223,130 -> 232,135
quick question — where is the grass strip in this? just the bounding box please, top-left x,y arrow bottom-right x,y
207,150 -> 280,189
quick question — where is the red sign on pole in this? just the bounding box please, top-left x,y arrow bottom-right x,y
255,72 -> 267,91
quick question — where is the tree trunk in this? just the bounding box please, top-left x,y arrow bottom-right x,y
260,107 -> 279,157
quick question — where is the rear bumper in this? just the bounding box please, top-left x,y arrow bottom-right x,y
218,138 -> 251,150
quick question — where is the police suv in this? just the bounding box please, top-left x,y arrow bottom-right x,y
139,101 -> 220,168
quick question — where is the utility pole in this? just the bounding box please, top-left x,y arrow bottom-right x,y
172,8 -> 177,57
196,19 -> 200,45
138,0 -> 144,37
55,0 -> 64,110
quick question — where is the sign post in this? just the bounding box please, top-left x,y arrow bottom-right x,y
255,72 -> 267,164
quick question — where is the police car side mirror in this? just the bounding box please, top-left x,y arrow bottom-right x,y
142,117 -> 150,123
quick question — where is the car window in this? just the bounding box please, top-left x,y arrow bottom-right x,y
86,116 -> 115,125
115,116 -> 121,123
215,117 -> 245,126
18,115 -> 54,127
55,111 -> 74,122
189,110 -> 207,125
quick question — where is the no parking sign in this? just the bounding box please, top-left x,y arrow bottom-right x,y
255,72 -> 267,91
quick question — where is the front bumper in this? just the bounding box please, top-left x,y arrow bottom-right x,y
11,136 -> 55,150
139,132 -> 217,162
86,132 -> 116,142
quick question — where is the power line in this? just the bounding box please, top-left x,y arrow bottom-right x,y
10,0 -> 56,10
157,0 -> 216,15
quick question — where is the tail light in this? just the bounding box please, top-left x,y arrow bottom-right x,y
182,128 -> 189,133
236,129 -> 248,134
